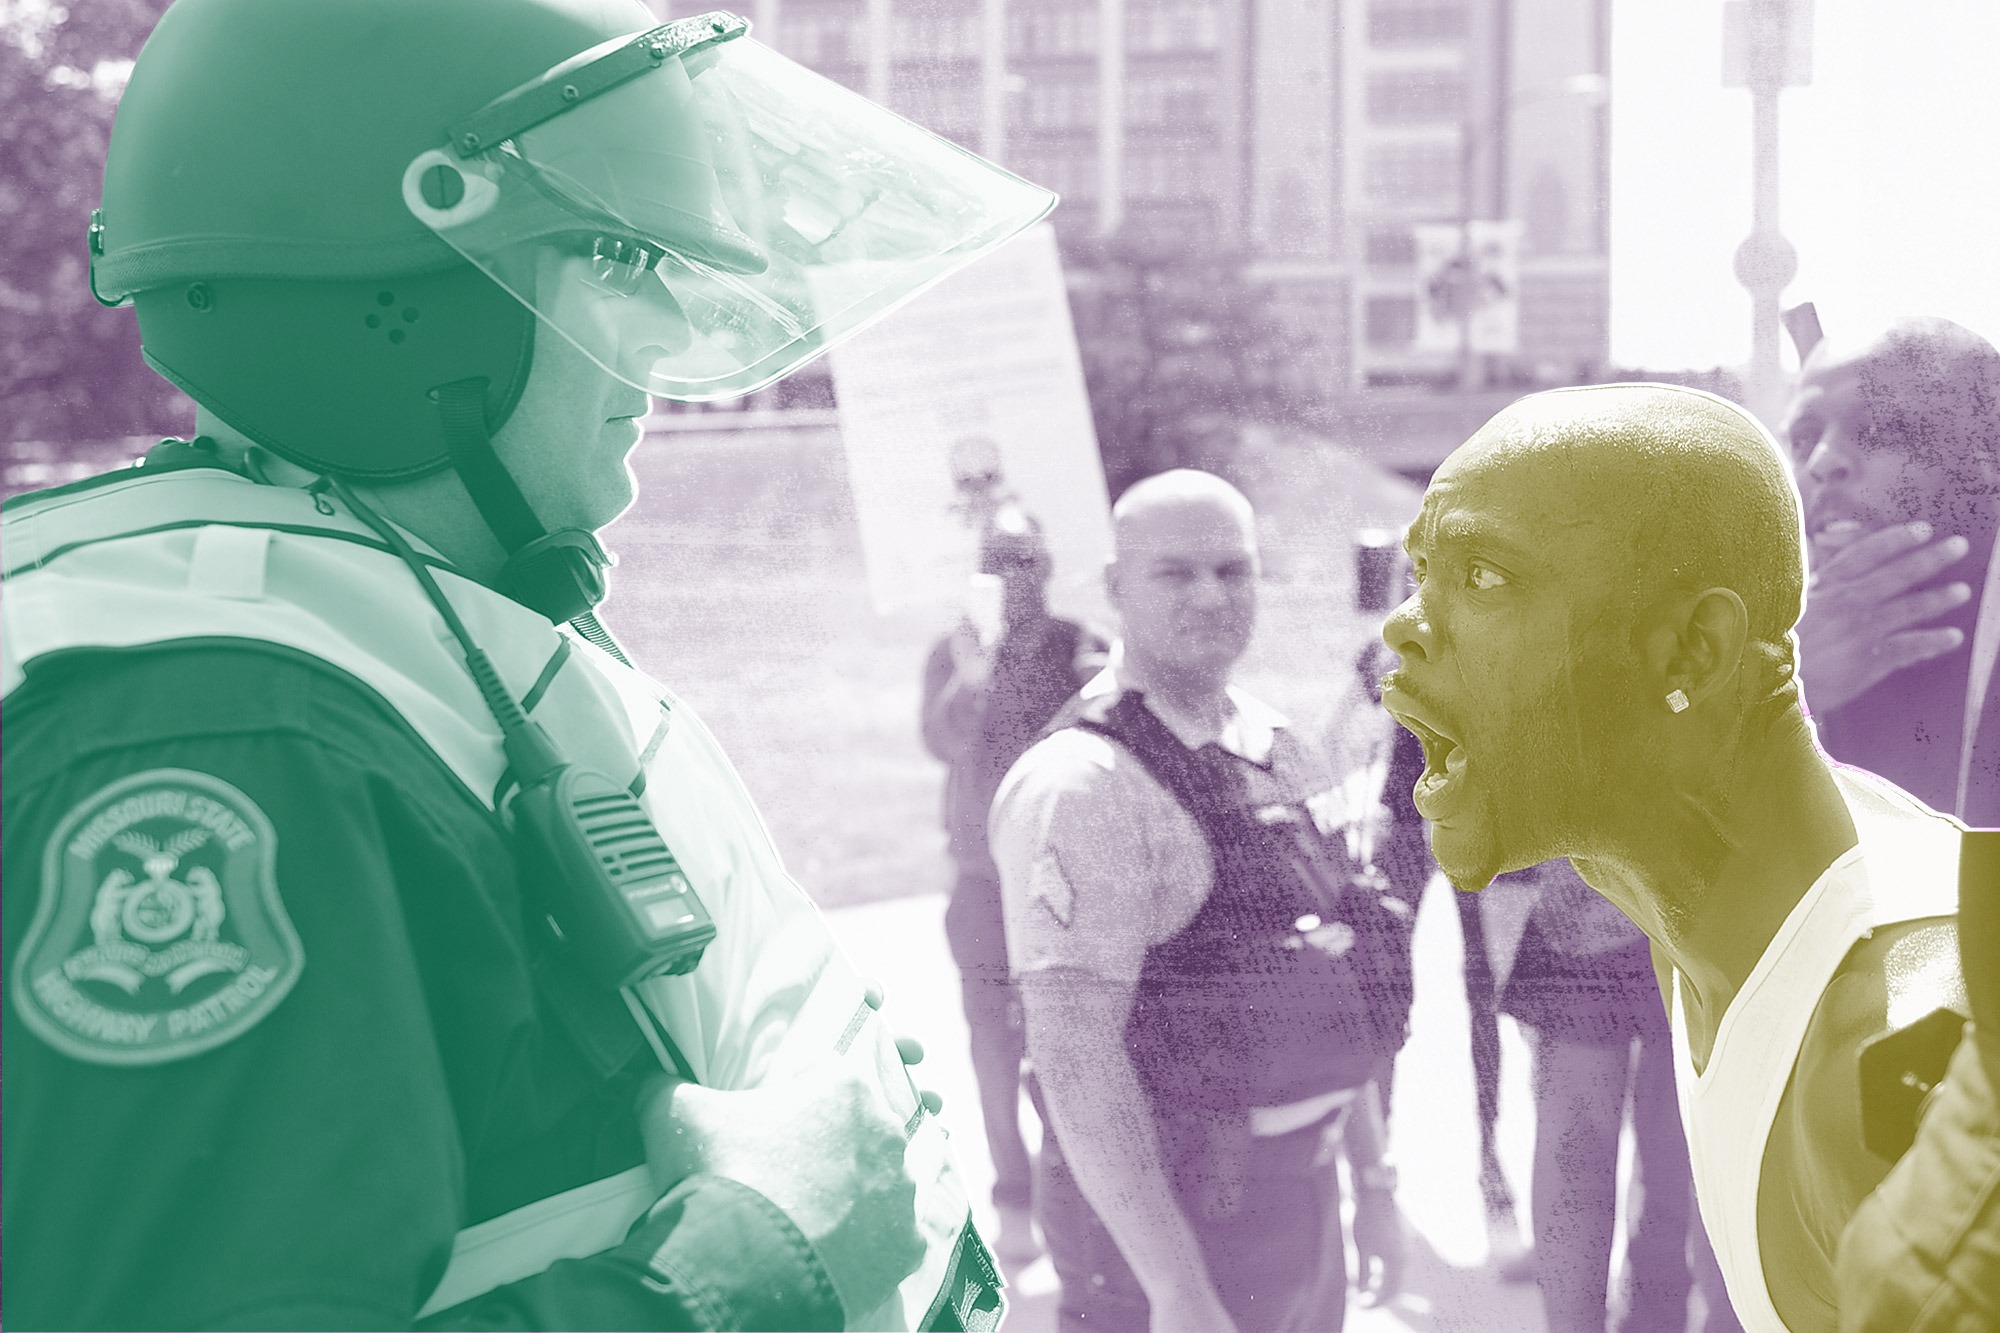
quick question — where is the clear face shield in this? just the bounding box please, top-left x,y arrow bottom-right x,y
401,12 -> 1056,401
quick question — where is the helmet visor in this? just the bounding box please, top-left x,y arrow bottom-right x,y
403,14 -> 1056,401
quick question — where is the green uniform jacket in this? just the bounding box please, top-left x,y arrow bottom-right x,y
2,636 -> 843,1331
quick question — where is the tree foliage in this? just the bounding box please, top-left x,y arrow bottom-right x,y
1,0 -> 186,446
1062,227 -> 1306,500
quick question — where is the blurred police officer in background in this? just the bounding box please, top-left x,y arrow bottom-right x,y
921,500 -> 1108,1266
0,0 -> 1053,1327
991,470 -> 1413,1333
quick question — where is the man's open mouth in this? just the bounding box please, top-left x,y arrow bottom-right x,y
1809,516 -> 1868,545
1381,684 -> 1469,821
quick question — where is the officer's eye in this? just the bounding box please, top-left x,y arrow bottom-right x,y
1467,561 -> 1508,592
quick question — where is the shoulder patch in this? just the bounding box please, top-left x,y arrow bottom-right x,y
12,769 -> 305,1065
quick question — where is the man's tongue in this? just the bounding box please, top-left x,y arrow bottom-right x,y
1414,741 -> 1467,815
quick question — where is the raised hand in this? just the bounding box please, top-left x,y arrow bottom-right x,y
1797,522 -> 1973,715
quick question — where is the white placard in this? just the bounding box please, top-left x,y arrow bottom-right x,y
830,222 -> 1115,627
1414,220 -> 1523,355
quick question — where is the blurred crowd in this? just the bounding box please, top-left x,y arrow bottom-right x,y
917,311 -> 2000,1333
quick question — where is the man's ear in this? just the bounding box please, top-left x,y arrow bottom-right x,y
1643,587 -> 1750,707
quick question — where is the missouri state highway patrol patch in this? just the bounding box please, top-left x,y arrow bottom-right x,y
11,769 -> 305,1065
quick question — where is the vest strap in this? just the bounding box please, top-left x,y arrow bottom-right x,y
438,377 -> 545,554
187,524 -> 273,601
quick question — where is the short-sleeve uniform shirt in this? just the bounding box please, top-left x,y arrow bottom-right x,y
988,668 -> 1316,988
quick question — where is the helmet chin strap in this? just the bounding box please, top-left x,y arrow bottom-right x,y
434,376 -> 612,625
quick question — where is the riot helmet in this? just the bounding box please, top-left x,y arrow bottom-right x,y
93,0 -> 1054,619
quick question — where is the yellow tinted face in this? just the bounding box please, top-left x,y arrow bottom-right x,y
1381,432 -> 1642,890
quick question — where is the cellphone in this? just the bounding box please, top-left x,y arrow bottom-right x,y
965,572 -> 1004,648
1783,302 -> 1824,361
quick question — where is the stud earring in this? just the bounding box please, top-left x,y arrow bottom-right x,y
1666,689 -> 1690,714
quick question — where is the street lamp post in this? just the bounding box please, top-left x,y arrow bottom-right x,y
1727,0 -> 1811,426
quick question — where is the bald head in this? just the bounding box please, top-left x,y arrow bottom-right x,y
1112,468 -> 1257,557
1444,384 -> 1808,650
1382,384 -> 1809,888
1107,469 -> 1259,689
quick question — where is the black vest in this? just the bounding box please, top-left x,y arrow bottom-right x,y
1069,690 -> 1414,1116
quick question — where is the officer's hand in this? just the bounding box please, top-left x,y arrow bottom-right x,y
1350,1186 -> 1407,1306
1797,522 -> 1972,715
638,1067 -> 926,1322
867,979 -> 945,1115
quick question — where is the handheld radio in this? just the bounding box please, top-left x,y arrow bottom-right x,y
326,477 -> 716,988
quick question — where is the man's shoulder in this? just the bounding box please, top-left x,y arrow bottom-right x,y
990,700 -> 1182,838
1831,918 -> 1964,1029
1795,919 -> 1963,1131
1001,722 -> 1129,800
6,642 -> 462,792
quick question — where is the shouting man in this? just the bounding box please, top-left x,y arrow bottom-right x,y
1379,385 -> 1964,1333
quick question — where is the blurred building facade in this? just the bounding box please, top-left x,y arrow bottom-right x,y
649,0 -> 1611,462
1342,0 -> 1610,391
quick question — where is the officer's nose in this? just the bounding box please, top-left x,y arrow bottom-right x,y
1188,571 -> 1233,611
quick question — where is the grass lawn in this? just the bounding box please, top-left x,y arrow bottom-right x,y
602,422 -> 1423,910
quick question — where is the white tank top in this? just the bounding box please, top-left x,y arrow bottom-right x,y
1669,767 -> 1960,1332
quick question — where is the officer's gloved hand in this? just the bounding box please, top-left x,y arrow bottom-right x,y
864,978 -> 947,1118
638,1062 -> 927,1323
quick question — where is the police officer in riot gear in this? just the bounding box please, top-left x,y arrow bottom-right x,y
1,0 -> 1050,1327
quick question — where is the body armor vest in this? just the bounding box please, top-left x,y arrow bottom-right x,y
1070,690 -> 1413,1116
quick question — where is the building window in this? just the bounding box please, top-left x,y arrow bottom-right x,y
776,13 -> 856,65
1126,1 -> 1223,54
1367,69 -> 1464,123
1019,79 -> 1099,131
1365,142 -> 1460,206
892,10 -> 983,59
1125,68 -> 1217,126
1365,295 -> 1417,348
1365,227 -> 1417,266
1125,147 -> 1214,201
1524,164 -> 1571,253
892,72 -> 980,137
1008,148 -> 1097,202
1367,0 -> 1467,44
1010,5 -> 1099,56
